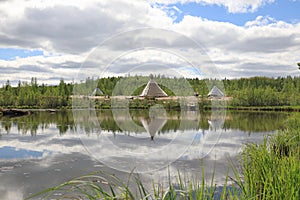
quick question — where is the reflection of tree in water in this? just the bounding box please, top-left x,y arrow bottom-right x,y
0,110 -> 289,136
208,119 -> 224,131
223,111 -> 288,133
73,109 -> 102,135
1,119 -> 12,134
99,110 -> 283,134
0,111 -> 75,135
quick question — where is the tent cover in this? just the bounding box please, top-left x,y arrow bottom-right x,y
207,86 -> 224,97
140,79 -> 168,97
91,87 -> 103,96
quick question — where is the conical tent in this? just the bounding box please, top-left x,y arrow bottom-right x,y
140,79 -> 168,97
91,87 -> 103,96
208,86 -> 224,98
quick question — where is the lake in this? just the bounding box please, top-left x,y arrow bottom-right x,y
0,110 -> 289,199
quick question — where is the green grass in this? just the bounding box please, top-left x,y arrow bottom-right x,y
25,114 -> 300,200
237,139 -> 299,199
25,164 -> 244,200
226,105 -> 300,112
236,113 -> 300,200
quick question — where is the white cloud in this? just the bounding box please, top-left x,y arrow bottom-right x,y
0,0 -> 299,84
0,0 -> 172,53
171,15 -> 300,78
0,54 -> 85,85
149,0 -> 275,13
245,15 -> 276,27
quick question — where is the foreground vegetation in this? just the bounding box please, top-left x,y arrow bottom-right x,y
25,113 -> 300,200
236,113 -> 300,199
0,76 -> 300,109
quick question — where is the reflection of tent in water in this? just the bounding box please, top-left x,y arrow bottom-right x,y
140,79 -> 168,97
91,87 -> 103,96
141,118 -> 167,140
208,119 -> 224,131
208,86 -> 224,98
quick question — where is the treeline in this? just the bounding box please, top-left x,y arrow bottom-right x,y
224,76 -> 300,106
0,76 -> 300,108
0,78 -> 72,108
75,75 -> 300,107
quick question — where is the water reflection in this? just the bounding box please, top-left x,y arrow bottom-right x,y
74,109 -> 203,172
0,146 -> 43,159
0,110 -> 288,136
0,110 -> 289,199
140,117 -> 167,140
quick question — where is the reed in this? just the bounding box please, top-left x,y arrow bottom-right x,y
236,113 -> 300,200
25,166 -> 242,200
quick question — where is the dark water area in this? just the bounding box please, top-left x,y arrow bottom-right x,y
0,110 -> 289,199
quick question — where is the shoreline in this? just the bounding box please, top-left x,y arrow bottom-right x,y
1,105 -> 299,113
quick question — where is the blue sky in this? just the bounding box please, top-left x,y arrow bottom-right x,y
0,48 -> 44,61
168,0 -> 300,25
0,0 -> 299,85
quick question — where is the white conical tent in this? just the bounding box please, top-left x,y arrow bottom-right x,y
208,86 -> 224,98
91,87 -> 103,96
140,79 -> 168,97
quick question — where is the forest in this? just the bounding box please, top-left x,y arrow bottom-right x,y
0,76 -> 299,109
0,78 -> 72,108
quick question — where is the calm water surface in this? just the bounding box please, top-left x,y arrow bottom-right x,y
0,110 -> 289,199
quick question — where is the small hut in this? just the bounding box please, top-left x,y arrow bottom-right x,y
207,86 -> 224,98
91,87 -> 103,96
140,79 -> 168,97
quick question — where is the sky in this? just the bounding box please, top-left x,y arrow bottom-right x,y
0,0 -> 299,85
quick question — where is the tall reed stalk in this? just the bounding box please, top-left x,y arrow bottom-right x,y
236,113 -> 300,200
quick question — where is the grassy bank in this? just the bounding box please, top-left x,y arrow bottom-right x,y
235,113 -> 300,199
226,105 -> 300,112
1,96 -> 300,112
25,113 -> 300,199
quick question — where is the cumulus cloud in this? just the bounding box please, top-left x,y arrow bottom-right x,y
0,0 -> 171,53
0,0 -> 299,84
0,54 -> 85,85
173,15 -> 300,52
149,0 -> 275,13
245,15 -> 277,27
171,15 -> 300,78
